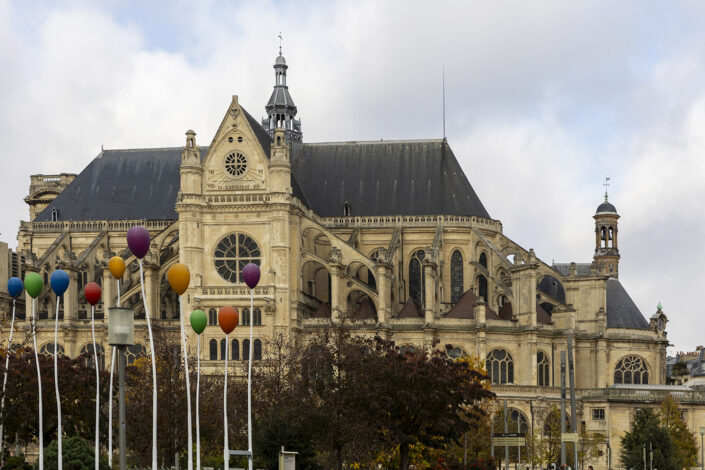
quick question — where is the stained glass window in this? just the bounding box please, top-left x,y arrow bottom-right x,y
450,250 -> 463,304
213,234 -> 261,284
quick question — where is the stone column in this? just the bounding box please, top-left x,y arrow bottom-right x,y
329,263 -> 342,323
597,340 -> 607,388
63,267 -> 79,320
375,262 -> 390,324
422,260 -> 435,326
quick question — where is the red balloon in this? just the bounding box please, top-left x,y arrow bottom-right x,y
84,282 -> 102,306
218,306 -> 239,335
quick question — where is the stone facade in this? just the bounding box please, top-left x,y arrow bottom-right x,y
5,54 -> 705,470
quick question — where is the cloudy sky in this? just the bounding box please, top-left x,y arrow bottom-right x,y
1,0 -> 704,353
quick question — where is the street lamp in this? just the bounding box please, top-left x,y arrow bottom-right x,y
109,307 -> 135,470
699,427 -> 704,470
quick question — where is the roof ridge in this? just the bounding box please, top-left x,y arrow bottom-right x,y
304,138 -> 445,146
102,146 -> 211,153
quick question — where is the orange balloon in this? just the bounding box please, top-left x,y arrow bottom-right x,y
167,263 -> 190,295
218,306 -> 239,335
109,256 -> 126,280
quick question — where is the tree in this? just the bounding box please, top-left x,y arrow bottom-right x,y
38,436 -> 110,470
659,395 -> 698,469
577,428 -> 605,470
620,408 -> 676,470
368,341 -> 495,470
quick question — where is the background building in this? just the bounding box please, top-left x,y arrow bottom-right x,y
6,52 -> 705,470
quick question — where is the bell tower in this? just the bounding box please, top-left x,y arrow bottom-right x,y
261,38 -> 302,142
593,190 -> 620,278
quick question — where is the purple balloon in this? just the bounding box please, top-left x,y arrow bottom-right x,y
242,263 -> 260,289
127,225 -> 151,259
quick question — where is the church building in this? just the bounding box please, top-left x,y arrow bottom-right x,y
11,50 -> 705,469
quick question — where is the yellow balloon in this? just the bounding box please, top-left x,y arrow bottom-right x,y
167,263 -> 190,296
109,256 -> 126,280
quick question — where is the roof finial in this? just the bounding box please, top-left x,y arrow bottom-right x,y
657,301 -> 662,311
278,31 -> 283,56
603,176 -> 610,202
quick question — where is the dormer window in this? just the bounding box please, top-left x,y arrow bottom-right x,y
343,201 -> 351,217
51,208 -> 58,222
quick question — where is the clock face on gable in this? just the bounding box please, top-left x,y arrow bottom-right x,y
225,152 -> 248,178
207,148 -> 265,191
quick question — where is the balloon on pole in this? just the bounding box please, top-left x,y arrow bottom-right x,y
190,309 -> 207,470
218,306 -> 239,334
242,263 -> 260,289
169,263 -> 193,470
50,270 -> 70,296
190,310 -> 207,334
108,257 -> 126,279
84,282 -> 102,470
24,272 -> 43,298
127,226 -> 151,259
84,282 -> 101,306
7,277 -> 23,298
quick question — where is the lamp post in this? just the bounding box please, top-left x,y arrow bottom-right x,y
700,427 -> 705,470
108,307 -> 135,470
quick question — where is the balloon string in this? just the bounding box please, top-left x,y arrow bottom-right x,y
117,279 -> 121,308
32,298 -> 43,470
108,347 -> 115,468
0,298 -> 17,459
224,333 -> 229,470
138,259 -> 158,470
54,298 -> 62,470
196,334 -> 201,470
247,291 -> 253,470
178,296 -> 193,470
91,305 -> 99,470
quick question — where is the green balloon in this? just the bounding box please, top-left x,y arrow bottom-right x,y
24,272 -> 43,299
190,310 -> 207,335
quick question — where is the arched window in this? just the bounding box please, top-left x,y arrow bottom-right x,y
125,344 -> 146,365
254,339 -> 262,360
39,343 -> 65,357
537,351 -> 550,386
42,267 -> 49,285
450,250 -> 464,305
614,355 -> 649,384
80,343 -> 105,370
209,339 -> 217,360
479,252 -> 488,269
243,339 -> 251,361
220,339 -> 226,360
409,250 -> 425,305
213,233 -> 261,284
232,339 -> 239,360
241,308 -> 250,326
208,308 -> 217,326
78,264 -> 88,291
486,349 -> 513,384
51,208 -> 58,222
253,308 -> 262,326
477,275 -> 488,303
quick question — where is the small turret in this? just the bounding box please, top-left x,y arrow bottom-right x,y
179,129 -> 203,195
593,190 -> 620,278
261,39 -> 302,142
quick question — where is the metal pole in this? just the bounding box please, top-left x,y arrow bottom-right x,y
701,431 -> 704,470
561,351 -> 566,467
567,335 -> 578,470
119,346 -> 127,470
248,291 -> 254,470
517,415 -> 521,470
505,400 -> 509,470
643,444 -> 646,470
464,433 -> 467,470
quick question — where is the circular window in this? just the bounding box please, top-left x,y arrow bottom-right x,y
214,233 -> 261,284
225,152 -> 247,177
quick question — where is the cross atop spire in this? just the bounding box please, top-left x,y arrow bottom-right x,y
603,177 -> 611,201
278,32 -> 283,55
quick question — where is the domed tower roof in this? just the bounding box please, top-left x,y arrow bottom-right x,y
275,54 -> 287,66
262,40 -> 302,142
596,194 -> 617,214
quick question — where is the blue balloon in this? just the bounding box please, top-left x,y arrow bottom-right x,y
7,277 -> 23,298
50,270 -> 70,296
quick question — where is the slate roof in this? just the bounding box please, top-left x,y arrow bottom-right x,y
38,120 -> 491,221
606,278 -> 649,329
266,86 -> 297,110
552,263 -> 593,276
290,139 -> 490,218
596,201 -> 617,214
36,107 -> 300,222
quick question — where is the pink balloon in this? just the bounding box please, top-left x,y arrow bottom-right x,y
242,263 -> 260,289
127,226 -> 151,259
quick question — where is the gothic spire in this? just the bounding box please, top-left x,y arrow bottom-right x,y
262,40 -> 302,142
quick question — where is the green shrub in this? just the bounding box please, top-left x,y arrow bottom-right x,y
36,436 -> 110,470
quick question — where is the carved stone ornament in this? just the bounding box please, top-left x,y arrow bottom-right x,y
328,247 -> 343,264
